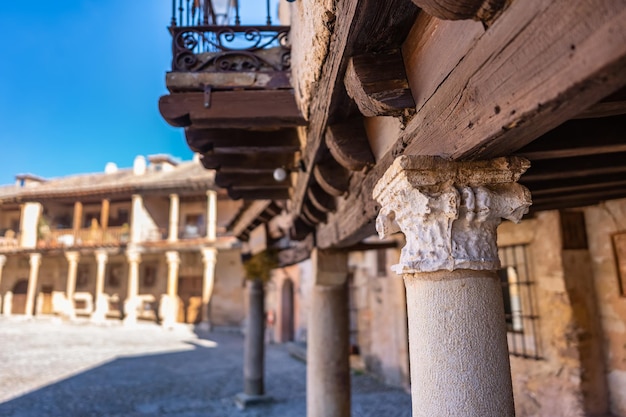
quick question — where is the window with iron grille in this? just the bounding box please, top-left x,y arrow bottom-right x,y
498,244 -> 542,359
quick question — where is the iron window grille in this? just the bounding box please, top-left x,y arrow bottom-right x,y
498,244 -> 542,360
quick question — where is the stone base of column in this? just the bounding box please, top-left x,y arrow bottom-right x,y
123,298 -> 138,325
234,392 -> 273,410
3,292 -> 12,317
159,295 -> 179,330
91,297 -> 109,324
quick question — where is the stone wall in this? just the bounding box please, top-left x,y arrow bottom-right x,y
210,248 -> 246,327
584,198 -> 626,416
498,212 -> 590,417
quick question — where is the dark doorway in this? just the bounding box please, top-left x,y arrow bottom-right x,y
280,278 -> 294,342
11,279 -> 29,315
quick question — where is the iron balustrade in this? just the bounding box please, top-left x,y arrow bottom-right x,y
169,0 -> 290,73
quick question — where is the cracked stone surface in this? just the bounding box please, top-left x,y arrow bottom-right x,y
0,317 -> 411,416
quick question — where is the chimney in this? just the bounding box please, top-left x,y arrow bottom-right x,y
104,162 -> 118,174
133,155 -> 147,175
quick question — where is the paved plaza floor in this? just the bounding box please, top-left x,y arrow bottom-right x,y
0,317 -> 411,417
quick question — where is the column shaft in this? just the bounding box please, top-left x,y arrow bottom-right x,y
25,253 -> 41,317
93,251 -> 109,322
0,255 -> 6,294
169,194 -> 179,242
244,279 -> 265,396
65,252 -> 80,317
405,270 -> 513,416
124,250 -> 141,324
206,190 -> 217,240
307,283 -> 350,417
201,248 -> 217,324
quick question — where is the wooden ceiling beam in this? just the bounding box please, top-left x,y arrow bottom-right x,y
159,90 -> 306,129
411,0 -> 505,23
291,0 -> 419,214
344,50 -> 415,117
325,119 -> 375,171
186,128 -> 300,154
315,0 -> 626,249
230,200 -> 272,237
215,172 -> 288,189
313,156 -> 350,197
228,188 -> 290,201
200,153 -> 295,171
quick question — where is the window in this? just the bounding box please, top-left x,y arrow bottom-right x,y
142,264 -> 158,287
107,263 -> 123,288
498,244 -> 541,359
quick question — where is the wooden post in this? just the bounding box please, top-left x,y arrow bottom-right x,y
73,201 -> 83,240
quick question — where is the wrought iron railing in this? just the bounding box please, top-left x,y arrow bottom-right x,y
169,0 -> 290,73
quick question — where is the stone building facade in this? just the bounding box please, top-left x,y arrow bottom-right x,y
0,155 -> 246,328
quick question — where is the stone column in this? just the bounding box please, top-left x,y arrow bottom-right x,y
124,250 -> 141,325
161,250 -> 181,328
235,278 -> 272,409
200,247 -> 217,329
130,194 -> 143,244
168,194 -> 179,242
373,156 -> 532,417
25,253 -> 42,317
92,250 -> 109,323
206,190 -> 217,241
307,249 -> 350,417
65,251 -> 80,319
0,255 -> 6,315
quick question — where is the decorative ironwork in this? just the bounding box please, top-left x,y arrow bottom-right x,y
169,0 -> 290,73
171,25 -> 290,72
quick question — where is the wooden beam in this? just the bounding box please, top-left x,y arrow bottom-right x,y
530,179 -> 626,198
344,50 -> 415,117
200,153 -> 295,171
411,0 -> 505,23
313,156 -> 350,197
186,128 -> 300,154
166,71 -> 292,93
307,183 -> 336,213
316,0 -> 626,249
514,116 -> 626,160
325,119 -> 375,171
215,172 -> 288,189
302,201 -> 327,225
530,189 -> 626,213
292,0 -> 419,213
228,188 -> 290,201
290,217 -> 315,241
159,90 -> 306,129
230,200 -> 272,237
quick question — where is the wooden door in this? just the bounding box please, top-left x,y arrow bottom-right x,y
11,279 -> 28,315
40,285 -> 53,314
177,276 -> 202,324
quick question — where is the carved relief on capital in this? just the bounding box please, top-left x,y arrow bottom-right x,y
373,156 -> 532,274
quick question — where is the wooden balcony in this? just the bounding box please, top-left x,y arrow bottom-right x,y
159,0 -> 305,201
37,227 -> 130,249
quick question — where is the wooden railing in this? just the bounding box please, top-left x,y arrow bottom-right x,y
37,227 -> 130,249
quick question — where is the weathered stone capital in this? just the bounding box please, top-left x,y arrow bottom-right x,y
202,247 -> 217,265
166,250 -> 181,265
373,156 -> 532,274
126,250 -> 142,264
65,251 -> 80,264
95,250 -> 109,264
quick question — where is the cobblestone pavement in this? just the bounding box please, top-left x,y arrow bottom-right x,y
0,317 -> 411,417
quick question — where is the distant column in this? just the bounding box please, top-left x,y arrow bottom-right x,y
92,250 -> 109,323
124,250 -> 142,325
100,199 -> 110,236
65,251 -> 80,319
0,255 -> 6,315
162,250 -> 181,328
206,190 -> 217,241
130,195 -> 143,243
235,278 -> 272,409
72,201 -> 83,240
200,247 -> 217,328
25,253 -> 42,317
169,194 -> 180,242
307,249 -> 350,417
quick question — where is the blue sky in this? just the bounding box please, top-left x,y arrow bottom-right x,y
0,1 -> 278,185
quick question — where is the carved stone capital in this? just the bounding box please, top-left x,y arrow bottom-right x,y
373,156 -> 531,274
202,247 -> 217,266
166,250 -> 181,265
